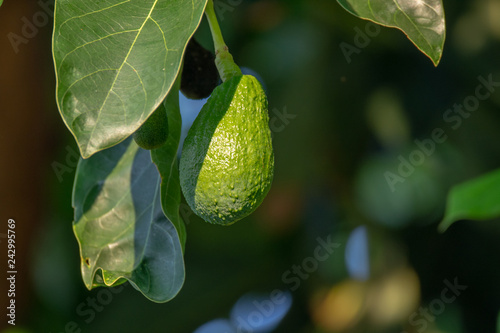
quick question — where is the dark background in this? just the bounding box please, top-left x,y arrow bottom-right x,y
1,0 -> 500,332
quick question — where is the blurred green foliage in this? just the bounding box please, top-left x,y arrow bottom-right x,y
11,0 -> 500,332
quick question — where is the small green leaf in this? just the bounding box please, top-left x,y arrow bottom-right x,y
497,311 -> 500,333
0,1 -> 4,7
151,76 -> 187,249
72,138 -> 185,302
53,0 -> 208,158
439,168 -> 500,232
337,0 -> 446,66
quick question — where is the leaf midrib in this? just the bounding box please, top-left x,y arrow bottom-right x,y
87,0 -> 161,155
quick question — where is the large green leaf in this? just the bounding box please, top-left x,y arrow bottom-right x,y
53,0 -> 208,158
151,76 -> 187,249
337,0 -> 445,66
439,168 -> 500,232
72,138 -> 184,302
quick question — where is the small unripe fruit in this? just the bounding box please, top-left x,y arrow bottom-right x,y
181,38 -> 220,100
133,106 -> 169,150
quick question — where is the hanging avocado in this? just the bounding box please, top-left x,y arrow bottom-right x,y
179,75 -> 274,225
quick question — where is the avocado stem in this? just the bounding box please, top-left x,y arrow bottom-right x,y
205,0 -> 242,82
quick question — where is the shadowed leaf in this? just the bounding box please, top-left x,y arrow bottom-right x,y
72,138 -> 184,302
337,0 -> 445,65
151,76 -> 187,249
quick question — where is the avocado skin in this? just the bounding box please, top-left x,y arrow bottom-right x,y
133,106 -> 169,150
180,75 -> 274,225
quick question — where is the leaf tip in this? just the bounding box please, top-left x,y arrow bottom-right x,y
437,220 -> 450,233
431,54 -> 443,67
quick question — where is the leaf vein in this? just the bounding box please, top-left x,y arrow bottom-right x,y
87,0 -> 161,154
58,0 -> 132,32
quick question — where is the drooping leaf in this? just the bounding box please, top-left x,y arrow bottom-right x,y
439,168 -> 500,232
72,138 -> 184,302
151,76 -> 187,249
53,0 -> 209,158
337,0 -> 446,66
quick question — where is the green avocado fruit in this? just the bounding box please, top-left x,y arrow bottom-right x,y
179,75 -> 274,225
133,105 -> 169,150
181,38 -> 220,100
